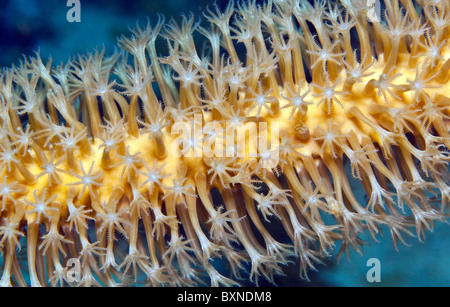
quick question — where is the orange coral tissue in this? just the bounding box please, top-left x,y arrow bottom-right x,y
0,0 -> 449,287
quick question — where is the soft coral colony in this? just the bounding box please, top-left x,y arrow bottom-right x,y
0,0 -> 449,287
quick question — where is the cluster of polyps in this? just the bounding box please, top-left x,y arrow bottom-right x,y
0,0 -> 449,286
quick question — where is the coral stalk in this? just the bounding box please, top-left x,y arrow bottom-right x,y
0,0 -> 449,286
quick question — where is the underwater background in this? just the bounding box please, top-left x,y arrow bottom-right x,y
0,0 -> 449,287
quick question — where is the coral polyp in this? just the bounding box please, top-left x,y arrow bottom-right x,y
1,0 -> 450,286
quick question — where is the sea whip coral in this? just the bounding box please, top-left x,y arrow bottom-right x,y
0,0 -> 449,286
